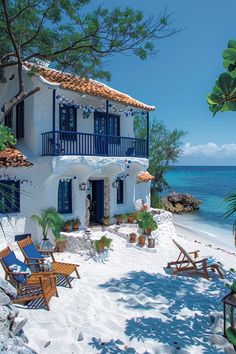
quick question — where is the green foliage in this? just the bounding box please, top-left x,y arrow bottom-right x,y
137,210 -> 157,232
0,1 -> 178,82
134,116 -> 186,193
0,124 -> 16,151
114,214 -> 126,220
64,219 -> 72,226
224,193 -> 236,233
71,217 -> 80,225
208,39 -> 236,115
31,207 -> 64,240
231,281 -> 236,293
93,235 -> 112,252
230,268 -> 236,273
151,193 -> 163,209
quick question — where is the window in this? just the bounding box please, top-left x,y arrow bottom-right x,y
5,110 -> 13,129
117,180 -> 124,204
0,180 -> 20,213
16,101 -> 24,139
59,105 -> 76,140
94,112 -> 120,145
108,115 -> 120,137
58,180 -> 72,214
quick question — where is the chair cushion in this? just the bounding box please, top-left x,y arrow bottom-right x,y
2,252 -> 31,284
23,243 -> 44,261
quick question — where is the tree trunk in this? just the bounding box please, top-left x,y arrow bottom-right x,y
2,87 -> 41,118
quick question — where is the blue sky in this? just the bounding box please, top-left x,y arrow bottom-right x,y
97,0 -> 236,165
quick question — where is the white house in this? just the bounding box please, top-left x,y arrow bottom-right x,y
0,63 -> 155,244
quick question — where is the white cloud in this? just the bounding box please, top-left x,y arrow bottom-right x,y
182,142 -> 236,159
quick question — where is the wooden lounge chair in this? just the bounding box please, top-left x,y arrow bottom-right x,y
0,247 -> 58,310
17,236 -> 80,288
167,239 -> 225,279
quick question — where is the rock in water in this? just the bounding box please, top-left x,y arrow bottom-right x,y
78,331 -> 84,341
162,192 -> 201,214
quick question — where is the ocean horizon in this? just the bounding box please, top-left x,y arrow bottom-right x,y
165,165 -> 236,249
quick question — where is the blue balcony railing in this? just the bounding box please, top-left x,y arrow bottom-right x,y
42,131 -> 147,158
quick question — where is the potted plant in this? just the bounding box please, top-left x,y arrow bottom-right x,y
54,236 -> 67,252
31,208 -> 64,250
72,217 -> 80,231
114,214 -> 126,225
138,234 -> 146,247
102,216 -> 110,226
127,213 -> 135,223
92,235 -> 113,262
137,210 -> 158,236
129,232 -> 137,243
63,219 -> 72,232
147,236 -> 155,248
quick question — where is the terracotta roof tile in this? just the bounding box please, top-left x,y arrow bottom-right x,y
137,171 -> 155,183
25,63 -> 155,111
0,147 -> 33,168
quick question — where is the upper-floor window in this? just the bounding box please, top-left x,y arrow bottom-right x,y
94,112 -> 120,136
5,110 -> 13,129
59,105 -> 76,140
16,101 -> 24,139
0,180 -> 20,214
117,180 -> 124,204
58,179 -> 72,214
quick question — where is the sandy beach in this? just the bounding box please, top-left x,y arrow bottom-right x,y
1,221 -> 235,354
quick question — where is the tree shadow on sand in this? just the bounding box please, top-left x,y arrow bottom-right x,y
99,271 -> 230,352
88,337 -> 147,354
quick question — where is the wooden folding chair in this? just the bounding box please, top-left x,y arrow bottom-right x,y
0,247 -> 58,310
167,239 -> 224,279
18,237 -> 80,288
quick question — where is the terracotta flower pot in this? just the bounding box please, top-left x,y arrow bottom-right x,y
73,223 -> 80,231
138,235 -> 146,247
63,224 -> 70,232
127,216 -> 134,223
116,218 -> 123,225
144,228 -> 152,236
148,238 -> 155,248
129,233 -> 137,243
55,240 -> 67,252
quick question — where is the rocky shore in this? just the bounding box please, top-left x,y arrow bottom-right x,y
0,278 -> 36,353
162,192 -> 201,214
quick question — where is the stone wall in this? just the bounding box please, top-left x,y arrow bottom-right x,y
104,177 -> 110,217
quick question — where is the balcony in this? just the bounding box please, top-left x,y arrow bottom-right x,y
42,131 -> 148,158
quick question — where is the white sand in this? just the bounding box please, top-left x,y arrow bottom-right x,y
1,225 -> 236,354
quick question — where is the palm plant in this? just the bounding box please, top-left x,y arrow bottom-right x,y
31,208 -> 63,240
224,193 -> 236,233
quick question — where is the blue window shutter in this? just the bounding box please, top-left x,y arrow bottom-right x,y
117,180 -> 124,204
58,180 -> 72,214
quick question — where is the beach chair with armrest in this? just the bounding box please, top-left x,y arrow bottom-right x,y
17,237 -> 80,288
0,247 -> 58,310
167,239 -> 225,279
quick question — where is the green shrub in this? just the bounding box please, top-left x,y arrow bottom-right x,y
151,193 -> 163,209
138,210 -> 157,232
231,281 -> 236,293
93,235 -> 113,252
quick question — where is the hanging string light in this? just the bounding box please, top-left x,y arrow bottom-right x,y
55,89 -> 147,118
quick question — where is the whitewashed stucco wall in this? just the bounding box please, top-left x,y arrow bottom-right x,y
0,66 -> 151,246
0,156 -> 149,245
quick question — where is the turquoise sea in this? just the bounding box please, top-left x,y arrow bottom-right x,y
165,166 -> 236,249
